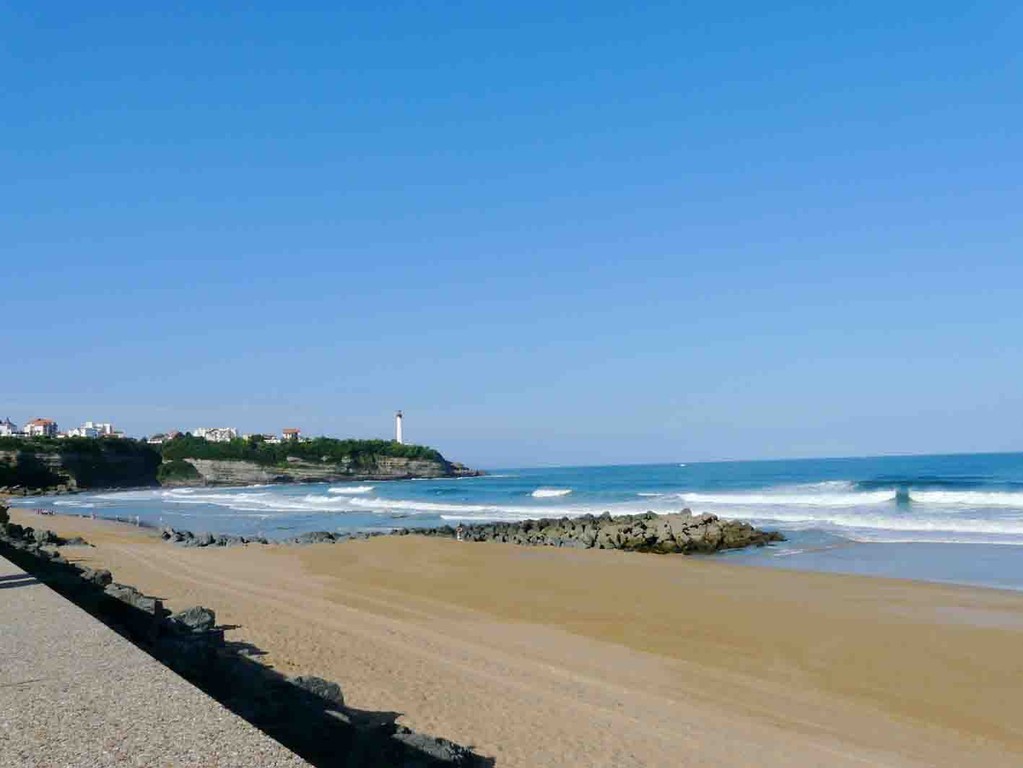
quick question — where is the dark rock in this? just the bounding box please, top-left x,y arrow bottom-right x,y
78,566 -> 113,587
400,509 -> 784,556
290,675 -> 345,708
62,536 -> 91,547
171,605 -> 217,633
392,726 -> 477,765
291,531 -> 336,545
104,582 -> 164,616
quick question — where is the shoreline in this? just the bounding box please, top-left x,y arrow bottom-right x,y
0,469 -> 484,499
14,505 -> 1023,594
7,506 -> 1023,766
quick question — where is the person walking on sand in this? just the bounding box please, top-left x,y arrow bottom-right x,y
456,524 -> 465,542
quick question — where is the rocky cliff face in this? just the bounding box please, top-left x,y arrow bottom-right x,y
0,447 -> 161,492
179,456 -> 478,487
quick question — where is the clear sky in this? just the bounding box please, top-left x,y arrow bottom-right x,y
4,2 -> 1022,468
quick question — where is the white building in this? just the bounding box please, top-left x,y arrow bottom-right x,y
148,430 -> 180,445
242,433 -> 281,443
0,418 -> 19,437
395,411 -> 404,444
281,428 -> 301,442
24,418 -> 58,438
65,421 -> 119,438
193,427 -> 238,443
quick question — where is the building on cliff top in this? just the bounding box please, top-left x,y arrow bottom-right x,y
65,421 -> 121,439
24,418 -> 58,438
282,428 -> 301,441
193,426 -> 238,443
0,418 -> 19,437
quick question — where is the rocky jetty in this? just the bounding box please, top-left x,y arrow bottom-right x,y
158,526 -> 389,547
158,510 -> 782,555
402,509 -> 784,554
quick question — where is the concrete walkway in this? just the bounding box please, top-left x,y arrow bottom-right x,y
0,555 -> 309,768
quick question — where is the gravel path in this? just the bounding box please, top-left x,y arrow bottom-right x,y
0,554 -> 309,768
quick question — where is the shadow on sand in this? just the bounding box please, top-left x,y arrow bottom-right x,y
0,535 -> 494,767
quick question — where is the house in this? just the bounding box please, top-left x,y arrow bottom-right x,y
282,428 -> 301,441
65,421 -> 119,439
0,418 -> 19,437
193,427 -> 238,443
24,418 -> 58,438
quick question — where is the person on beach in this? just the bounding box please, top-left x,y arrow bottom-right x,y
456,524 -> 465,542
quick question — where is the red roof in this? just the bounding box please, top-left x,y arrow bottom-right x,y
282,428 -> 301,434
27,418 -> 55,426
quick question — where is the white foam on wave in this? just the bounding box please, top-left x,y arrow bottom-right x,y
842,532 -> 1023,546
531,488 -> 573,498
328,485 -> 375,495
745,509 -> 1023,537
910,490 -> 1023,507
677,489 -> 896,507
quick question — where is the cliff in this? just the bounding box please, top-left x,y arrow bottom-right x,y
0,441 -> 162,492
0,436 -> 479,493
176,455 -> 476,487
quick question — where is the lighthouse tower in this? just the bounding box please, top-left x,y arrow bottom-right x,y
395,410 -> 404,444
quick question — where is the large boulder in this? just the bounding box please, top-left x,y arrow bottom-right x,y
290,675 -> 345,708
291,531 -> 336,545
32,528 -> 61,545
77,566 -> 113,587
392,726 -> 477,765
171,605 -> 217,633
104,583 -> 164,616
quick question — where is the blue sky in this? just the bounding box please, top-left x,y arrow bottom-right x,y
3,2 -> 1022,467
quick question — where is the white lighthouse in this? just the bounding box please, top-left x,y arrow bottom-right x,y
395,410 -> 404,444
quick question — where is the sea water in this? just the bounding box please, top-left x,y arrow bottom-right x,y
19,452 -> 1023,590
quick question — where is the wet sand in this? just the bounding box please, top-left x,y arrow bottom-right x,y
9,508 -> 1023,767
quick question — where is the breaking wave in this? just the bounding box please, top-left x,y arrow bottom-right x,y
531,488 -> 573,498
674,488 -> 896,508
328,485 -> 375,495
909,490 -> 1023,507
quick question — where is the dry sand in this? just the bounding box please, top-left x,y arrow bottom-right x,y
10,508 -> 1023,767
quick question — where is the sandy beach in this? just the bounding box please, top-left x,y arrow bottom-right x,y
9,507 -> 1023,767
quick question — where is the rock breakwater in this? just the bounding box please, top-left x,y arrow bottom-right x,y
402,510 -> 784,554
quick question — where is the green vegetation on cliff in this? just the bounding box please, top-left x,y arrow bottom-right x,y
156,458 -> 202,484
160,434 -> 444,469
0,434 -> 457,491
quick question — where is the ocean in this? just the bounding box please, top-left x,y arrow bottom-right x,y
20,452 -> 1023,591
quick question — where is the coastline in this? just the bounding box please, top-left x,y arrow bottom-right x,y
10,507 -> 1023,767
0,467 -> 484,499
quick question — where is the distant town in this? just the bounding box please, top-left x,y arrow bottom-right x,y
0,411 -> 408,445
0,417 -> 308,445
